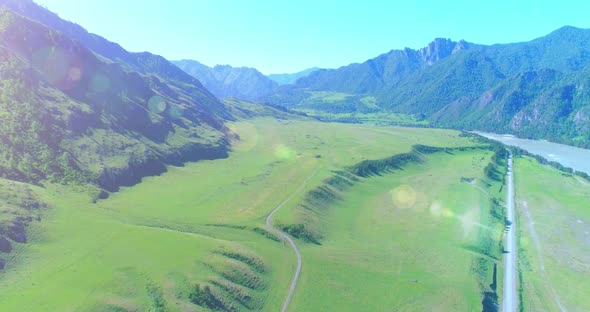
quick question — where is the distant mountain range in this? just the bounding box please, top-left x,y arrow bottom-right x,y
172,60 -> 320,101
173,60 -> 278,101
268,27 -> 590,147
267,67 -> 321,85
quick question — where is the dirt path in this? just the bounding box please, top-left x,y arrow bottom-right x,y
265,170 -> 318,312
502,153 -> 517,312
520,200 -> 567,312
575,176 -> 589,186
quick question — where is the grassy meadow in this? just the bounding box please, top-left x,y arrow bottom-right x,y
298,110 -> 429,127
0,118 -> 504,311
514,157 -> 590,312
285,149 -> 506,311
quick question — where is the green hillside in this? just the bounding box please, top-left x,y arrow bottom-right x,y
0,7 -> 230,192
0,117 -> 496,311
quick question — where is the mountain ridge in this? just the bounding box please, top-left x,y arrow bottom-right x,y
0,0 -> 226,114
173,59 -> 279,101
268,26 -> 590,147
267,67 -> 321,85
0,4 -> 233,192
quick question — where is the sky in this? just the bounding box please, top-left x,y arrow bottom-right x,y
34,0 -> 590,74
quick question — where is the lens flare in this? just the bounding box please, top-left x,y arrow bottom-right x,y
442,208 -> 454,217
167,105 -> 183,119
148,95 -> 167,114
391,184 -> 417,209
32,47 -> 83,90
90,73 -> 111,93
458,208 -> 478,238
229,123 -> 259,151
274,144 -> 296,160
430,200 -> 443,217
67,67 -> 82,84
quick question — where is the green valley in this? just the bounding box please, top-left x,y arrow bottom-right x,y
0,1 -> 589,311
286,149 -> 506,311
0,118 -> 505,311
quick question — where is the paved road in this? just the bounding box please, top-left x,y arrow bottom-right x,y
502,153 -> 517,312
265,170 -> 318,312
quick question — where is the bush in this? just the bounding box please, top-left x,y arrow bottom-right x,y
189,284 -> 234,311
575,171 -> 590,182
252,227 -> 280,242
281,224 -> 320,245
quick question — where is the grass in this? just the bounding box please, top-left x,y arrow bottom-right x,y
284,91 -> 428,126
0,118 -> 488,311
284,149 -> 506,311
514,157 -> 590,311
359,96 -> 379,108
297,110 -> 429,127
282,90 -> 429,126
306,91 -> 354,103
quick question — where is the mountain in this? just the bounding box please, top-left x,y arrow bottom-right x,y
431,66 -> 590,146
278,27 -> 590,99
267,67 -> 321,85
0,4 -> 232,192
174,60 -> 278,101
269,27 -> 590,147
0,0 -> 228,117
285,38 -> 473,95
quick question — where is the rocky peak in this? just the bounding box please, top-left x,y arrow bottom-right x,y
420,38 -> 469,65
453,39 -> 469,53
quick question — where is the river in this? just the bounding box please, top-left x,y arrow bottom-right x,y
473,132 -> 590,175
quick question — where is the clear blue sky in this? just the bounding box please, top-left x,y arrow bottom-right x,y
34,0 -> 590,74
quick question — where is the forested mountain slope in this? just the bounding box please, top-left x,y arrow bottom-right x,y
0,7 -> 231,192
269,26 -> 590,147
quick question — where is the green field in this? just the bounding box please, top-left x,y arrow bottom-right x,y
0,118 -> 507,311
286,91 -> 428,126
514,157 -> 590,312
298,110 -> 429,127
284,149 -> 506,311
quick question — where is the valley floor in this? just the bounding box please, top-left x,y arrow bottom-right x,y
0,117 -> 586,311
288,148 -> 505,311
514,158 -> 590,312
